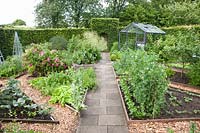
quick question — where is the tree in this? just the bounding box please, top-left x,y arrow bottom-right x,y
12,19 -> 26,26
104,0 -> 128,18
64,0 -> 102,27
35,0 -> 102,27
35,0 -> 66,28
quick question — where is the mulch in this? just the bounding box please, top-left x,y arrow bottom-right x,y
1,75 -> 79,133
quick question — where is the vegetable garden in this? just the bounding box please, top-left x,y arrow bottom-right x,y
0,19 -> 200,132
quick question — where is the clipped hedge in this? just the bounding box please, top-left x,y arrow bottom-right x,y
162,25 -> 200,36
0,28 -> 89,58
90,18 -> 119,50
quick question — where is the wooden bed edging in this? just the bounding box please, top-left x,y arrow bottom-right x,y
0,117 -> 59,124
66,88 -> 89,117
111,65 -> 200,125
169,82 -> 200,94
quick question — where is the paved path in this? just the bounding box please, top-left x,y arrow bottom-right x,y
76,53 -> 128,133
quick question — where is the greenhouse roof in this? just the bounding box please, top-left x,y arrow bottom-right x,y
120,22 -> 166,34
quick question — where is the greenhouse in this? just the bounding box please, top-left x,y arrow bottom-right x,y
119,22 -> 166,49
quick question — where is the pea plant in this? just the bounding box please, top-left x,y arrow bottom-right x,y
114,49 -> 168,118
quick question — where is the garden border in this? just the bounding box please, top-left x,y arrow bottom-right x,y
0,117 -> 59,124
111,65 -> 200,124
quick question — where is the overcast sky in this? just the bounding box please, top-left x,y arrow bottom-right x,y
0,0 -> 42,27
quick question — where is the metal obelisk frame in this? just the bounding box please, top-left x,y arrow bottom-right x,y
13,31 -> 23,58
0,50 -> 4,64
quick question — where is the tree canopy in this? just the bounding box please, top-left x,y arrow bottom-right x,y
35,0 -> 200,28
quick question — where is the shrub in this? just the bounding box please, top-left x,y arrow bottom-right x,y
49,36 -> 68,50
114,50 -> 168,118
187,60 -> 200,87
83,31 -> 107,52
23,43 -> 72,76
0,56 -> 24,78
68,34 -> 101,64
30,68 -> 96,111
0,28 -> 88,58
90,18 -> 119,50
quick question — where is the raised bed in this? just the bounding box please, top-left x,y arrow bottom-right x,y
0,79 -> 59,124
112,66 -> 200,124
170,68 -> 200,94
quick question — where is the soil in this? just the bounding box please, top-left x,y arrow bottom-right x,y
0,84 -> 52,120
121,87 -> 200,120
159,88 -> 200,119
170,71 -> 189,84
1,75 -> 78,133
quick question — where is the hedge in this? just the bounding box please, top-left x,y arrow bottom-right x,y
90,18 -> 119,50
162,25 -> 200,36
0,28 -> 89,58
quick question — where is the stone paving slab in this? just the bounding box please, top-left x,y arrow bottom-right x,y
77,53 -> 128,133
107,126 -> 129,133
106,106 -> 124,115
85,99 -> 100,106
81,107 -> 106,115
77,126 -> 107,133
106,93 -> 120,100
100,99 -> 122,107
80,115 -> 99,126
99,115 -> 126,126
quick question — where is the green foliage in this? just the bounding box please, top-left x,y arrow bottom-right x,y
68,33 -> 101,64
147,31 -> 200,64
83,31 -> 108,51
49,36 -> 68,50
165,67 -> 175,78
119,3 -> 158,27
110,42 -> 119,52
12,19 -> 26,26
3,123 -> 40,133
90,18 -> 119,50
0,56 -> 24,78
189,122 -> 198,133
159,1 -> 200,26
110,42 -> 121,61
23,43 -> 72,76
114,50 -> 168,118
0,28 -> 88,58
35,0 -> 66,28
0,79 -> 51,119
30,68 -> 96,111
187,60 -> 200,86
35,0 -> 102,28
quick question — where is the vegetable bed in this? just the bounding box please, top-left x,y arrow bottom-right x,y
0,79 -> 55,123
119,85 -> 200,120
